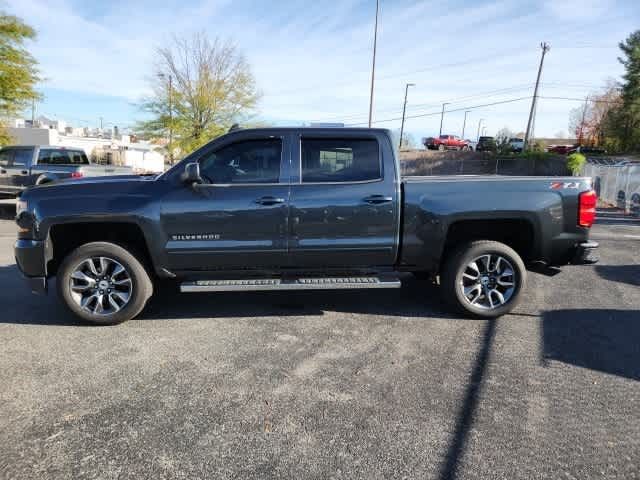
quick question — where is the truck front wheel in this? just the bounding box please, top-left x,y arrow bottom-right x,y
57,242 -> 153,325
438,144 -> 445,151
441,240 -> 526,318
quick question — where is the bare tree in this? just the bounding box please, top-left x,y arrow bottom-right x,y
138,33 -> 260,158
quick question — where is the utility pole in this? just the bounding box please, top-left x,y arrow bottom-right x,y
439,102 -> 449,137
31,99 -> 35,125
461,110 -> 471,139
368,0 -> 379,128
524,42 -> 550,150
476,118 -> 484,141
99,117 -> 103,130
399,83 -> 415,150
578,96 -> 588,145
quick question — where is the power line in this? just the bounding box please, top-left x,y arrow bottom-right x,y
308,84 -> 536,124
347,96 -> 532,126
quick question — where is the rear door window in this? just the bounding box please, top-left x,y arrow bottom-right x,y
300,138 -> 381,183
38,150 -> 73,165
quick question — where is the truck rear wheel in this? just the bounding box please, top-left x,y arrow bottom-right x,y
441,240 -> 526,318
57,242 -> 153,325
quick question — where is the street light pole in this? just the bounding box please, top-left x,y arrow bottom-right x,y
368,0 -> 379,128
461,110 -> 471,139
439,102 -> 449,137
399,83 -> 415,150
476,118 -> 484,141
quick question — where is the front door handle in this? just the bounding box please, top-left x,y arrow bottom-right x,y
255,196 -> 285,206
363,195 -> 393,204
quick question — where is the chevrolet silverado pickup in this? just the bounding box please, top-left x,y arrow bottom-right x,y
14,127 -> 598,324
0,145 -> 132,197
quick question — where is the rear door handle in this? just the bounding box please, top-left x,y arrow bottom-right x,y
363,195 -> 393,204
255,196 -> 285,206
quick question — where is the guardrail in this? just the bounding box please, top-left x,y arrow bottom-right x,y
583,159 -> 640,216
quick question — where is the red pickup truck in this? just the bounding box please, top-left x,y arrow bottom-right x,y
423,135 -> 470,151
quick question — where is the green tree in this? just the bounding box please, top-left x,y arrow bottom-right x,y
566,152 -> 586,175
0,12 -> 41,144
137,33 -> 260,159
617,30 -> 640,151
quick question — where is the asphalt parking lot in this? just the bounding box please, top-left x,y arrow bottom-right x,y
0,206 -> 638,479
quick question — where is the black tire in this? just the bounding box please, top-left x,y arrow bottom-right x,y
441,240 -> 526,318
438,144 -> 445,151
57,242 -> 153,325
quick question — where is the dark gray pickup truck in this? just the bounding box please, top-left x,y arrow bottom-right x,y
0,145 -> 132,196
14,127 -> 598,324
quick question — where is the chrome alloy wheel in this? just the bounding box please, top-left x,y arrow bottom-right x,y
69,257 -> 133,316
459,254 -> 516,310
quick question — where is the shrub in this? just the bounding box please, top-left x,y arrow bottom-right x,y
567,153 -> 586,175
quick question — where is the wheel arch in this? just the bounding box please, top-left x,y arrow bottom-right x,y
47,221 -> 155,277
440,218 -> 536,272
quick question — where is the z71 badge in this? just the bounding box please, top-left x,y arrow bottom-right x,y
171,233 -> 221,241
550,182 -> 580,190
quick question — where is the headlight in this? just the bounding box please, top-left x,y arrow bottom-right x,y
16,199 -> 28,216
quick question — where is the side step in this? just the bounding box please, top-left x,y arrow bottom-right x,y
180,275 -> 401,292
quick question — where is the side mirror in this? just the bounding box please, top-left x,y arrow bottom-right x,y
181,162 -> 202,186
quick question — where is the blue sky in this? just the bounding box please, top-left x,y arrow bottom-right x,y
7,0 -> 640,140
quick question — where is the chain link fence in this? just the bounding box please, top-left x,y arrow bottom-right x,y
583,159 -> 640,216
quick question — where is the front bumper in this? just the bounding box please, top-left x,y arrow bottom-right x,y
572,241 -> 599,265
15,239 -> 48,295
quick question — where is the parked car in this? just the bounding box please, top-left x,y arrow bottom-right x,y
0,145 -> 133,197
423,135 -> 470,151
15,127 -> 598,324
476,136 -> 496,152
548,144 -> 575,155
509,138 -> 524,153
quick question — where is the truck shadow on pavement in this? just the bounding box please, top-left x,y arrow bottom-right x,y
0,265 -> 464,325
542,309 -> 640,381
141,274 -> 459,321
595,264 -> 640,286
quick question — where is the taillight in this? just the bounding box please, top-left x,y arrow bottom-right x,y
578,190 -> 597,228
71,171 -> 83,179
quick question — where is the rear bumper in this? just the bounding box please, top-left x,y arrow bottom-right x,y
15,239 -> 48,294
571,241 -> 599,265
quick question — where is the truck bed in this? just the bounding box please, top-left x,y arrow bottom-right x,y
399,175 -> 593,270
